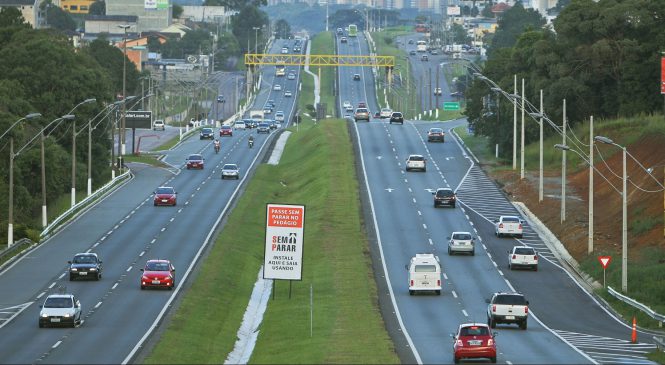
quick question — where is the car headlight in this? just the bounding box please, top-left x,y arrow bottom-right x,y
64,313 -> 70,318
70,268 -> 77,272
41,312 -> 48,318
89,268 -> 97,271
142,276 -> 149,281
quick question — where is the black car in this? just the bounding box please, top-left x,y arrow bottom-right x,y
200,128 -> 214,140
389,112 -> 404,124
68,253 -> 103,281
409,50 -> 417,56
257,123 -> 270,134
353,74 -> 361,81
433,188 -> 456,208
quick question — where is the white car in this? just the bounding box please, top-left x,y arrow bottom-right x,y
275,111 -> 285,122
281,47 -> 289,54
287,72 -> 296,80
508,246 -> 538,271
273,84 -> 282,91
405,154 -> 426,172
434,87 -> 442,95
284,90 -> 292,97
379,108 -> 392,118
39,294 -> 82,328
407,253 -> 441,295
343,101 -> 353,112
153,119 -> 165,131
234,121 -> 246,130
221,164 -> 240,180
448,232 -> 475,255
494,215 -> 524,238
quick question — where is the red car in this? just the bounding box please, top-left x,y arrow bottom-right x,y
153,186 -> 177,206
220,125 -> 233,137
140,259 -> 175,290
357,101 -> 367,108
185,154 -> 204,169
452,323 -> 497,363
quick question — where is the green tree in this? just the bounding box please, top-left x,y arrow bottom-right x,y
172,4 -> 183,19
490,2 -> 545,51
274,19 -> 291,39
231,5 -> 268,53
204,0 -> 266,11
44,3 -> 76,31
89,0 -> 105,15
84,35 -> 139,97
0,7 -> 27,27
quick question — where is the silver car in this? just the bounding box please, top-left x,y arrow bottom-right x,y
405,154 -> 426,172
39,294 -> 82,328
448,231 -> 475,255
221,163 -> 240,180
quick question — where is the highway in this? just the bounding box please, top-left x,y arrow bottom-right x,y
0,38 -> 301,364
338,31 -> 658,364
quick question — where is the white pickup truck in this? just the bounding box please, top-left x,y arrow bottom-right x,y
494,215 -> 524,238
508,246 -> 538,271
486,292 -> 529,330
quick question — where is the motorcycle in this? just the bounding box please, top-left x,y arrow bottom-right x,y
248,139 -> 254,148
214,143 -> 220,154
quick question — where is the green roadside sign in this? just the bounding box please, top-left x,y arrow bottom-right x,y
443,102 -> 460,111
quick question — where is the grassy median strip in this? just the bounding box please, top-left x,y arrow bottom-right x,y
144,120 -> 398,363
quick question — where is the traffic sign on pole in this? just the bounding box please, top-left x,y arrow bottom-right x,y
443,102 -> 460,111
598,255 -> 612,288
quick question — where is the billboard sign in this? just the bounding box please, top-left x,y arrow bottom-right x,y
447,6 -> 461,15
661,57 -> 665,94
264,204 -> 305,280
145,0 -> 156,9
125,110 -> 152,129
156,0 -> 168,9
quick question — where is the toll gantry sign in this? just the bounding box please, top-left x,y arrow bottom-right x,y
264,203 -> 305,280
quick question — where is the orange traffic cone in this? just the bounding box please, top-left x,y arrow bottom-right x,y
631,316 -> 637,343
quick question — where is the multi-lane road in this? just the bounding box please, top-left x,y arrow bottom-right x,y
337,31 -> 658,364
0,39 -> 300,364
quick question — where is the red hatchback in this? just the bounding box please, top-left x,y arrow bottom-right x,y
140,259 -> 175,290
153,186 -> 177,206
220,125 -> 233,137
186,154 -> 204,169
452,323 -> 497,363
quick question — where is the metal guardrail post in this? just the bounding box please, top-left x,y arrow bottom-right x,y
608,286 -> 665,326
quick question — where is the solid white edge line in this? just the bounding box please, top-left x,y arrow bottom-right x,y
48,282 -> 55,289
112,283 -> 118,290
122,123 -> 272,364
351,108 -> 423,364
52,341 -> 62,349
95,301 -> 102,309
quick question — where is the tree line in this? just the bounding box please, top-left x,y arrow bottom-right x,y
0,8 -> 141,242
465,0 -> 665,159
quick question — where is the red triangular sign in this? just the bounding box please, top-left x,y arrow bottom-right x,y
598,256 -> 612,269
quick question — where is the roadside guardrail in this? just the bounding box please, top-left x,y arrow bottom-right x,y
608,286 -> 665,327
40,169 -> 132,240
0,238 -> 36,272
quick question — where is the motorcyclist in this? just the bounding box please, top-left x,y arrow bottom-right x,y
214,139 -> 220,153
248,135 -> 254,148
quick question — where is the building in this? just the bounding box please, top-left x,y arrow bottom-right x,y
60,0 -> 95,14
180,5 -> 232,24
106,0 -> 171,33
0,0 -> 45,28
84,14 -> 138,35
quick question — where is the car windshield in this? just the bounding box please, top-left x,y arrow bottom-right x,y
44,297 -> 73,308
73,255 -> 96,264
515,247 -> 535,255
453,233 -> 472,240
260,124 -> 269,127
494,295 -> 526,305
430,128 -> 443,134
223,164 -> 237,170
409,156 -> 424,161
437,190 -> 453,197
188,155 -> 202,161
357,108 -> 368,113
382,109 -> 391,112
392,113 -> 402,117
156,187 -> 174,194
460,326 -> 489,336
222,126 -> 231,130
414,264 -> 437,272
146,262 -> 170,271
202,128 -> 213,133
503,217 -> 520,223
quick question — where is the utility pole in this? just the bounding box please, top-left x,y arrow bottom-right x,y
428,68 -> 432,112
435,66 -> 440,111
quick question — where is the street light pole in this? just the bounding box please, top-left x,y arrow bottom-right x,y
513,74 -> 517,170
520,78 -> 525,179
253,26 -> 260,54
118,24 -> 131,172
561,99 -> 567,223
70,98 -> 96,206
539,89 -> 543,201
589,116 -> 594,254
594,135 -> 628,293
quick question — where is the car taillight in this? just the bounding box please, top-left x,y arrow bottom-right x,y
499,223 -> 504,228
512,254 -> 517,259
437,279 -> 441,286
492,305 -> 496,313
410,280 -> 413,286
534,255 -> 538,260
455,340 -> 463,347
524,306 -> 529,314
487,338 -> 494,346
518,223 -> 523,230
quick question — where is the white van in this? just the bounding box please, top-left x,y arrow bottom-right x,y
234,121 -> 246,130
406,253 -> 441,295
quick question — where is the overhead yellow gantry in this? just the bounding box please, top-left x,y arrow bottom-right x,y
244,53 -> 395,67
